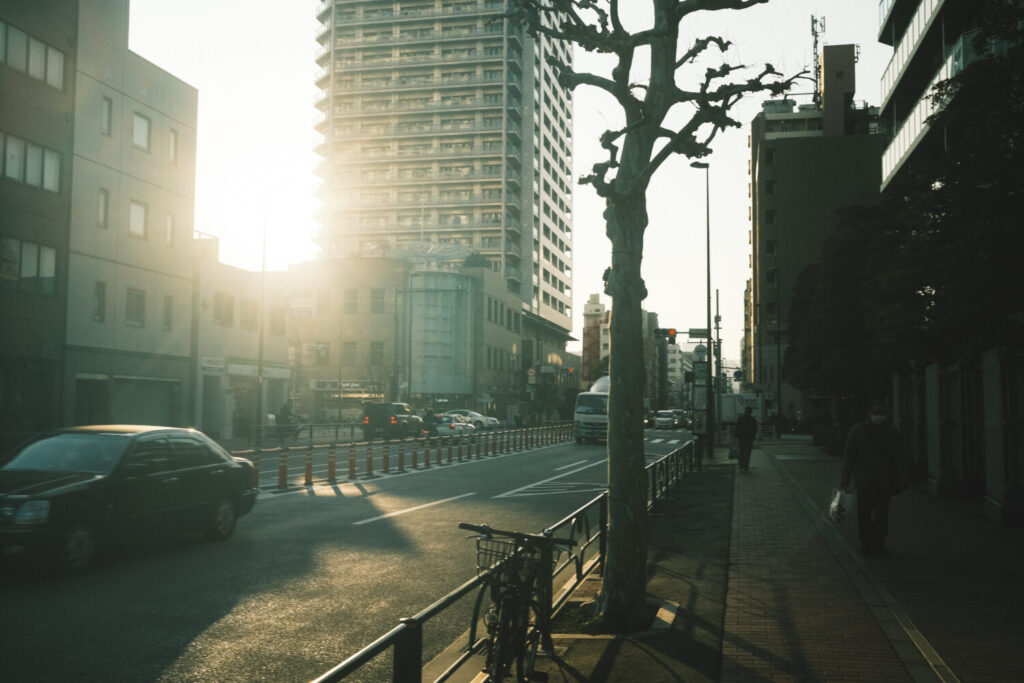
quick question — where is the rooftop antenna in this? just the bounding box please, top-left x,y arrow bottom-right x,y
811,15 -> 826,109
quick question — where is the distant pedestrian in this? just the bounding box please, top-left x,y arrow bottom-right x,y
735,407 -> 758,471
840,400 -> 904,556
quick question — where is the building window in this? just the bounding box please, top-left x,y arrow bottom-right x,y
5,24 -> 29,72
93,281 -> 106,322
343,288 -> 358,313
0,235 -> 55,295
766,240 -> 776,254
132,113 -> 150,151
101,97 -> 113,136
4,134 -> 25,181
213,292 -> 234,326
1,23 -> 63,89
240,298 -> 259,331
314,342 -> 330,366
164,213 -> 174,245
163,295 -> 173,331
370,341 -> 385,365
93,189 -> 109,229
168,129 -> 178,163
370,288 -> 385,313
129,201 -> 147,237
126,288 -> 145,327
766,269 -> 778,285
763,148 -> 775,165
766,179 -> 776,195
766,210 -> 776,225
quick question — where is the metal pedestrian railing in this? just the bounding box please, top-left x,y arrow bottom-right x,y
231,424 -> 575,491
311,439 -> 697,682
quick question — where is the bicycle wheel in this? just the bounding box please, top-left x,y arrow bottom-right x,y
486,597 -> 517,682
514,600 -> 544,682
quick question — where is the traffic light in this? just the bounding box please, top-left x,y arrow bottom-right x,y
653,327 -> 677,343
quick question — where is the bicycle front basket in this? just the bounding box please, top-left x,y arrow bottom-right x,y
475,538 -> 546,581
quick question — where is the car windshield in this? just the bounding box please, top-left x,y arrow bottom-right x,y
576,395 -> 608,415
2,433 -> 131,475
657,411 -> 674,418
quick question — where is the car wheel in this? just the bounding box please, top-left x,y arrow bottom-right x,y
206,498 -> 238,541
473,420 -> 483,429
55,524 -> 99,575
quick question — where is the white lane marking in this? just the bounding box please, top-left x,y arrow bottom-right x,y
352,492 -> 476,525
556,460 -> 587,471
495,460 -> 605,499
649,438 -> 665,444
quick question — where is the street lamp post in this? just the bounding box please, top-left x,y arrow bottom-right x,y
691,161 -> 714,462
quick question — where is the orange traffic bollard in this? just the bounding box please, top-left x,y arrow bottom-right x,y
304,449 -> 313,486
327,446 -> 336,482
366,442 -> 374,478
278,450 -> 288,490
348,444 -> 356,480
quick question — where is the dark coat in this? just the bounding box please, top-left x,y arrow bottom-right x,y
841,420 -> 904,493
736,413 -> 758,442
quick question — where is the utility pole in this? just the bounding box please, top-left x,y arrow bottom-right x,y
715,290 -> 723,437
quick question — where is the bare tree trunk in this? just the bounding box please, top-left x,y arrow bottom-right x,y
594,195 -> 651,630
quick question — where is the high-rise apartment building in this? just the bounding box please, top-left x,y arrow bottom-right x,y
313,0 -> 574,332
745,45 -> 883,424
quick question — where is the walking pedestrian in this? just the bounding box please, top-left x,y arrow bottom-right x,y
840,399 -> 904,556
735,407 -> 758,471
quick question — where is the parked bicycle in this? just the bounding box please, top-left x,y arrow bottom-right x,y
459,522 -> 576,682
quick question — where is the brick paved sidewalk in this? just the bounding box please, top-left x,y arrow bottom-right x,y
724,448 -> 920,682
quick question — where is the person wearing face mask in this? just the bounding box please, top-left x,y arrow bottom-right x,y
840,399 -> 904,555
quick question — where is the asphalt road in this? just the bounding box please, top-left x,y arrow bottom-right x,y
0,429 -> 692,682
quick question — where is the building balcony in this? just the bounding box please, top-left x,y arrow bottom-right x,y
336,2 -> 506,27
316,0 -> 331,21
331,25 -> 507,50
880,29 -> 982,189
316,19 -> 332,42
879,0 -> 945,108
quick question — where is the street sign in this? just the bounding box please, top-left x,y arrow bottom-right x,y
688,328 -> 709,338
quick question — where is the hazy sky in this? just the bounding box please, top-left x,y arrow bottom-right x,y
128,1 -> 891,358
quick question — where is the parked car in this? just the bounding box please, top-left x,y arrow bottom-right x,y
0,425 -> 258,575
360,402 -> 424,439
655,410 -> 677,429
423,413 -> 477,438
445,409 -> 499,430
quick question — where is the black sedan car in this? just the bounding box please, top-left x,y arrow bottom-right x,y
0,425 -> 258,574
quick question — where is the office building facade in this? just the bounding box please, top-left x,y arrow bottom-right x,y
746,45 -> 884,425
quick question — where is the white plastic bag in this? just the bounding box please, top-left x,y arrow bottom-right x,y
829,489 -> 856,524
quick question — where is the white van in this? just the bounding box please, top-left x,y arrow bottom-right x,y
573,376 -> 609,444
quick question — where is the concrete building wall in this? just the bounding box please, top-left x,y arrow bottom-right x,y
62,0 -> 198,427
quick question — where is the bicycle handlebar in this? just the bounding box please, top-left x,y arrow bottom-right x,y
459,522 -> 576,548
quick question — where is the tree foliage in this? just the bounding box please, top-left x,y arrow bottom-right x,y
786,2 -> 1024,400
507,0 -> 800,630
